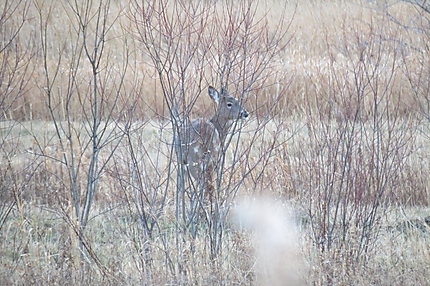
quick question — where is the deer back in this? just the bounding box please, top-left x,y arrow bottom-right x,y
180,118 -> 221,169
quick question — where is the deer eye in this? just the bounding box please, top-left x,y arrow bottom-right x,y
227,102 -> 233,108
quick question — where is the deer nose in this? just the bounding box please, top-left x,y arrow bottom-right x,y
241,110 -> 249,119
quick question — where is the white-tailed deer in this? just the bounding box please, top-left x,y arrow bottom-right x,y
180,86 -> 249,200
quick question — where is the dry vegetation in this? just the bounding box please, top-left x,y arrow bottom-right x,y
1,0 -> 430,285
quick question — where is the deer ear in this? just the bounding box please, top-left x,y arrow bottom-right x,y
208,86 -> 220,105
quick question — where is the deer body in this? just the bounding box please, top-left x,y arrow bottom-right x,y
180,86 -> 248,199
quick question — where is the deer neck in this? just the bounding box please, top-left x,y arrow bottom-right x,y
210,116 -> 233,143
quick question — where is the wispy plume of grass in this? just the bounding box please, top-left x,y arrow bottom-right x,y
233,196 -> 305,286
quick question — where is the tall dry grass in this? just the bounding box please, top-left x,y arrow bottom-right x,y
0,0 -> 426,120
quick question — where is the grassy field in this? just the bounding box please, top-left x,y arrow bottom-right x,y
1,119 -> 430,285
1,0 -> 430,285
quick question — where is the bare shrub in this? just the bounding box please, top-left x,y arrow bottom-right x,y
0,0 -> 33,120
29,0 -> 134,275
125,0 -> 292,279
287,13 -> 416,284
391,1 -> 430,127
0,0 -> 33,233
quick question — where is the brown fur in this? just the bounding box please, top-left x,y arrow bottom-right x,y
180,86 -> 248,200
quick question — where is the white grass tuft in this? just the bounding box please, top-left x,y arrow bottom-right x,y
233,196 -> 305,286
